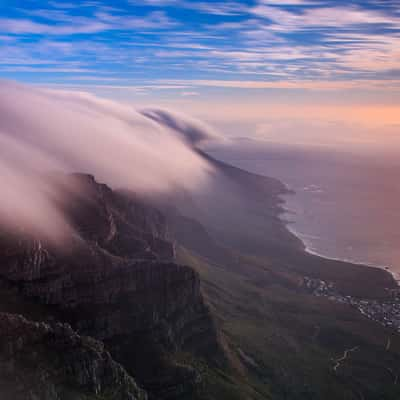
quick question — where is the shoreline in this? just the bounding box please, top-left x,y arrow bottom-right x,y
304,240 -> 400,286
278,185 -> 400,287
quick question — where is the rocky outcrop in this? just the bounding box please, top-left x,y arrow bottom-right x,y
0,174 -> 223,399
55,173 -> 175,261
0,312 -> 147,400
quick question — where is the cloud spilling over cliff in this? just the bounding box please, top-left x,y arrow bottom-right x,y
140,108 -> 222,147
0,81 -> 216,240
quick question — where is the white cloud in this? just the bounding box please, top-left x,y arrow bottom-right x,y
251,4 -> 400,31
0,81 -> 217,239
133,0 -> 250,15
0,10 -> 176,35
181,91 -> 199,96
156,78 -> 400,90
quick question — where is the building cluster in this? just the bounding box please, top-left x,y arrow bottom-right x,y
303,277 -> 400,333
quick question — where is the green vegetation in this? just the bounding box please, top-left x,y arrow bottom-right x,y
177,244 -> 400,399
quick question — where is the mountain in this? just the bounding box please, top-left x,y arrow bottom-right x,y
0,157 -> 399,400
0,312 -> 146,400
147,153 -> 400,399
0,173 -> 225,400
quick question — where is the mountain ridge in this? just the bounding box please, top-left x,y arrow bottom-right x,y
0,157 -> 399,399
0,172 -> 225,400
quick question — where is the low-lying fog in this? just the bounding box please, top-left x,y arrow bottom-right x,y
0,81 -> 218,239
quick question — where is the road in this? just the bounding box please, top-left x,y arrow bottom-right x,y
332,346 -> 359,372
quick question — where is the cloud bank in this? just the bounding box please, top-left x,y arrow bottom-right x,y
141,108 -> 222,146
0,81 -> 216,240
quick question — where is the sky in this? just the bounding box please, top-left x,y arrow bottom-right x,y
1,0 -> 400,149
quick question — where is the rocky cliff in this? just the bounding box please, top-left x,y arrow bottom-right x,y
0,312 -> 146,400
0,174 -> 223,399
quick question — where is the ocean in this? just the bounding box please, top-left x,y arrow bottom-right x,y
211,142 -> 400,281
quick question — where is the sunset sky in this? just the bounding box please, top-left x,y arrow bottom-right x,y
1,0 -> 399,148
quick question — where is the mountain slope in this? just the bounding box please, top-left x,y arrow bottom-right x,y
0,173 -> 225,400
167,154 -> 400,399
0,156 -> 399,400
0,312 -> 146,400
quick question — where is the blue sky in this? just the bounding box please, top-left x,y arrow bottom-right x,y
1,0 -> 400,99
1,0 -> 400,151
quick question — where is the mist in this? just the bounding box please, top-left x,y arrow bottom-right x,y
0,81 -> 217,240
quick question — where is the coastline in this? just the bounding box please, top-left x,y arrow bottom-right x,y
207,152 -> 400,288
279,185 -> 400,287
303,232 -> 400,286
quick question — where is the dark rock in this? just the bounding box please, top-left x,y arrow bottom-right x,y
0,312 -> 147,400
0,174 -> 223,399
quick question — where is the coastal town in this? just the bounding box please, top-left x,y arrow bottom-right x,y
304,277 -> 400,333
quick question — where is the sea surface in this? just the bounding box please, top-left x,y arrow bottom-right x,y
211,142 -> 400,280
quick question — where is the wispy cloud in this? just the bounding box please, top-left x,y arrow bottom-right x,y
0,8 -> 176,35
156,78 -> 400,90
132,0 -> 250,16
181,91 -> 199,96
250,4 -> 400,31
0,17 -> 110,35
1,0 -> 399,93
0,81 -> 216,239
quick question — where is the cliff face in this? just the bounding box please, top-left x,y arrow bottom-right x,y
0,174 -> 222,399
0,312 -> 146,400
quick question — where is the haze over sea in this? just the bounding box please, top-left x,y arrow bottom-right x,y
211,143 -> 400,280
